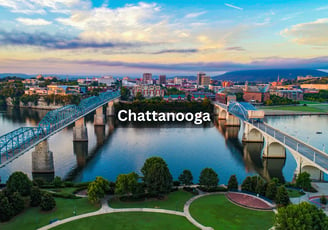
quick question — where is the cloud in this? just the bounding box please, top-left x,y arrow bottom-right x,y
225,46 -> 245,51
281,18 -> 328,46
16,18 -> 52,26
0,0 -> 81,14
151,49 -> 199,54
0,30 -> 136,49
316,5 -> 328,11
224,3 -> 243,11
185,11 -> 207,19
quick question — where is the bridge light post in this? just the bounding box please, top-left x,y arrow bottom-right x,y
314,152 -> 316,163
284,136 -> 286,144
296,143 -> 299,152
323,144 -> 326,153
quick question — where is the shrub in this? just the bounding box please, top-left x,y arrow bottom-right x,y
9,192 -> 25,215
40,193 -> 56,211
320,195 -> 327,205
6,172 -> 32,196
227,175 -> 238,190
30,187 -> 42,207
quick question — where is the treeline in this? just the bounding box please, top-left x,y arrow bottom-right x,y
304,90 -> 328,102
264,95 -> 299,106
114,99 -> 213,114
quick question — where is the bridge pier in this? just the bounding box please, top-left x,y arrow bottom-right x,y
225,113 -> 240,126
262,135 -> 286,158
242,122 -> 264,143
73,141 -> 88,167
32,140 -> 54,182
94,106 -> 105,126
73,117 -> 88,142
106,101 -> 115,117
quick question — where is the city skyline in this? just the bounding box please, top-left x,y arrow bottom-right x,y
0,0 -> 328,75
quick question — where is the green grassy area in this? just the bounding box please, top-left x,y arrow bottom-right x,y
299,100 -> 320,105
189,194 -> 274,230
109,190 -> 194,212
262,105 -> 324,112
0,198 -> 100,230
51,212 -> 198,230
287,189 -> 305,198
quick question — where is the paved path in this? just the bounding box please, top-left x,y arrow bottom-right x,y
38,191 -> 276,230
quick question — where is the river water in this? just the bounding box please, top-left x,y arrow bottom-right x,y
0,107 -> 327,184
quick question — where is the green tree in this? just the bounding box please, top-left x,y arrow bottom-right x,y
120,87 -> 130,100
6,171 -> 32,196
265,180 -> 277,200
227,175 -> 238,190
141,157 -> 173,195
255,177 -> 266,196
40,193 -> 56,211
30,187 -> 42,207
52,176 -> 62,188
178,170 -> 193,185
296,172 -> 311,191
275,186 -> 290,206
274,202 -> 328,230
320,195 -> 327,205
135,92 -> 144,100
115,172 -> 139,195
199,168 -> 219,189
241,176 -> 252,192
87,177 -> 110,204
0,193 -> 14,222
9,192 -> 25,215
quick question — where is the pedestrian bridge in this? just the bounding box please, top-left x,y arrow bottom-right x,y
0,91 -> 120,168
214,101 -> 328,181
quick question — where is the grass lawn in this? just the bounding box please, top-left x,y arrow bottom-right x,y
0,197 -> 100,230
262,106 -> 324,112
109,190 -> 194,212
287,189 -> 305,198
51,212 -> 198,230
189,194 -> 274,230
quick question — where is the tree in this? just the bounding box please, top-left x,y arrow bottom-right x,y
120,87 -> 130,100
320,195 -> 327,205
0,194 -> 14,222
241,176 -> 252,192
227,175 -> 238,190
6,171 -> 32,196
199,168 -> 219,189
274,202 -> 328,230
40,193 -> 56,211
141,157 -> 173,195
265,180 -> 277,200
275,186 -> 290,206
52,176 -> 62,188
9,192 -> 25,215
255,177 -> 266,196
87,177 -> 110,204
135,92 -> 144,100
30,187 -> 42,207
296,172 -> 311,191
115,172 -> 139,195
178,170 -> 193,185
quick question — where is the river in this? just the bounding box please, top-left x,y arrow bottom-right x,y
0,106 -> 327,184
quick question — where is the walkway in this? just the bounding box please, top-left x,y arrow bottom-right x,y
38,191 -> 275,230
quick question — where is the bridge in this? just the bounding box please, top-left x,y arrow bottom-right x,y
214,101 -> 328,181
0,91 -> 120,168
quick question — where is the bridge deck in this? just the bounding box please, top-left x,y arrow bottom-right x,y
0,91 -> 120,168
251,121 -> 328,173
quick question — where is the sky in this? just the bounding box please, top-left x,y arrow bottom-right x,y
0,0 -> 328,76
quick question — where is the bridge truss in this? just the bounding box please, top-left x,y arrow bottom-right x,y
0,91 -> 120,165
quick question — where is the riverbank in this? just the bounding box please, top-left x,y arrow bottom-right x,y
263,110 -> 328,116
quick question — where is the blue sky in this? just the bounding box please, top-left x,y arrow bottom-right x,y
0,0 -> 328,76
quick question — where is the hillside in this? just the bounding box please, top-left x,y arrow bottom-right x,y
213,69 -> 328,82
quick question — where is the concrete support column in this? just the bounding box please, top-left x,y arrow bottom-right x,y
262,136 -> 286,158
225,113 -> 240,126
94,106 -> 105,126
242,122 -> 264,143
95,125 -> 105,145
106,101 -> 115,117
32,140 -> 54,182
73,117 -> 88,142
73,141 -> 88,167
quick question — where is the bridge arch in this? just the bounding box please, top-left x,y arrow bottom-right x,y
264,141 -> 286,158
219,109 -> 227,120
248,128 -> 263,142
301,165 -> 323,181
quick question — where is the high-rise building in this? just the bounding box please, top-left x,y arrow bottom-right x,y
143,73 -> 152,83
201,76 -> 211,87
159,75 -> 166,85
197,72 -> 206,87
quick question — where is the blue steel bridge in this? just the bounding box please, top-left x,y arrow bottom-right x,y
0,90 -> 120,167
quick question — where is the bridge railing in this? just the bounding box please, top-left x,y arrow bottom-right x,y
250,121 -> 328,171
0,90 -> 120,164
